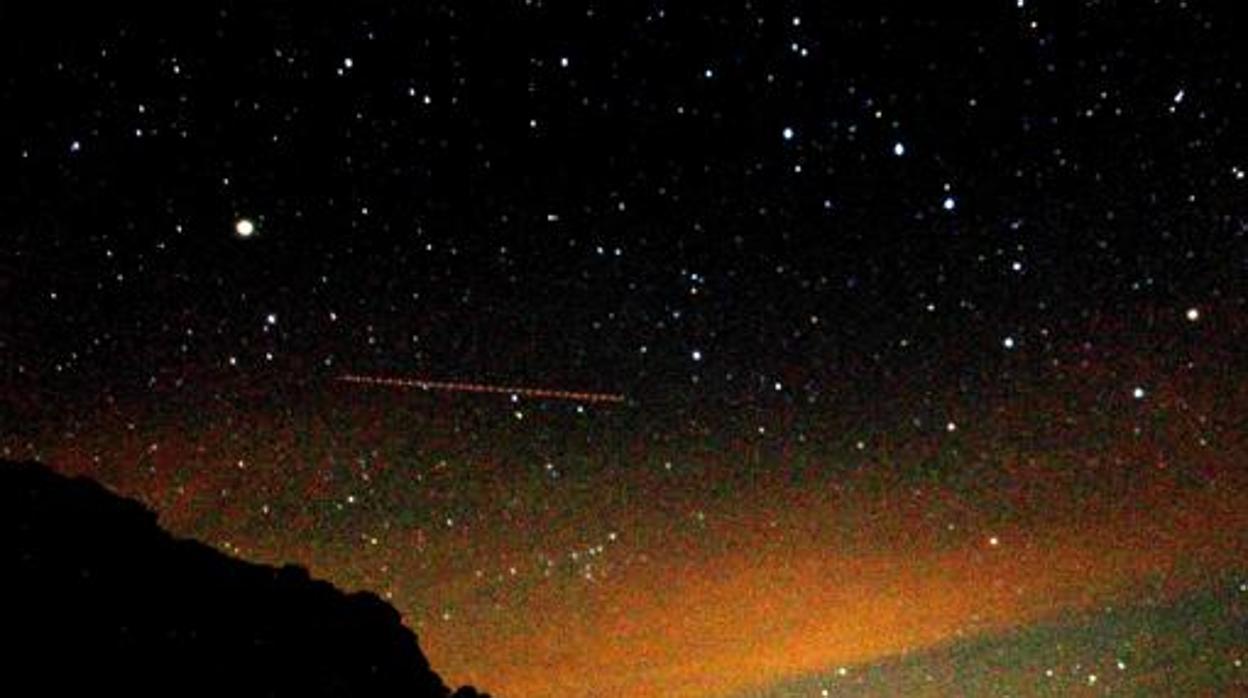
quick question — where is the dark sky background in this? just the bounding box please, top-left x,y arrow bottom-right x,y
3,3 -> 1246,695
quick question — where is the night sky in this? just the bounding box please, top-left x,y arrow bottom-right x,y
4,3 -> 1247,696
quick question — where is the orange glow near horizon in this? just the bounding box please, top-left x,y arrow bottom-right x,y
26,326 -> 1248,697
417,466 -> 1247,697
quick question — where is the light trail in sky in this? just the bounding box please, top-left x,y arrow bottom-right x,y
336,374 -> 626,404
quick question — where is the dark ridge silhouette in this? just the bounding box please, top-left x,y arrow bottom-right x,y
1,459 -> 491,698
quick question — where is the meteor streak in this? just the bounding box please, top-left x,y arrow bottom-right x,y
336,374 -> 626,404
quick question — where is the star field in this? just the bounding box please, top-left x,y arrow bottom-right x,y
3,3 -> 1247,696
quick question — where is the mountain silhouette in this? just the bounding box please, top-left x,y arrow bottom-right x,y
1,459 -> 491,698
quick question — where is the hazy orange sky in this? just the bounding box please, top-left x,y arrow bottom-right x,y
19,299 -> 1247,696
414,462 -> 1247,697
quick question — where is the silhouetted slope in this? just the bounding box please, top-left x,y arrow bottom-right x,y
1,459 -> 491,698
